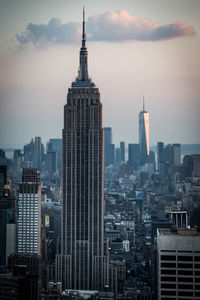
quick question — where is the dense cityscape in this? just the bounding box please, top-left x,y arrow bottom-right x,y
1,4 -> 200,300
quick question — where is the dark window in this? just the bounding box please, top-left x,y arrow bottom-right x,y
161,263 -> 176,268
178,277 -> 193,282
178,284 -> 193,289
161,255 -> 176,261
178,263 -> 193,268
195,285 -> 200,290
178,291 -> 193,296
161,269 -> 176,275
195,264 -> 200,269
178,270 -> 193,275
195,271 -> 200,276
161,291 -> 176,296
195,257 -> 200,262
195,278 -> 200,283
178,256 -> 193,261
161,277 -> 176,282
161,283 -> 176,289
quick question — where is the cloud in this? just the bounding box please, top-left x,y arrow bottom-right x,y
17,10 -> 196,46
87,10 -> 196,42
17,18 -> 81,46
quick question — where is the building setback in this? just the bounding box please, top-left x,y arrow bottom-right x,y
56,8 -> 109,290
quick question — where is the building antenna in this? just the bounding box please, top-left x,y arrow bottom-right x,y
143,95 -> 145,112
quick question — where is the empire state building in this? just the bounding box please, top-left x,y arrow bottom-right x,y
56,9 -> 109,291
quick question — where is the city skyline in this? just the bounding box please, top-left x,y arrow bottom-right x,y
0,0 -> 200,148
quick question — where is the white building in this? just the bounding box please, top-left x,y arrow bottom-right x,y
17,168 -> 41,255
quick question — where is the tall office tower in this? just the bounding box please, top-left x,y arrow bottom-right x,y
103,127 -> 112,166
164,144 -> 173,165
46,150 -> 58,173
56,9 -> 109,291
157,142 -> 164,170
172,143 -> 181,166
157,228 -> 200,300
34,137 -> 42,170
17,168 -> 41,255
128,143 -> 140,169
115,147 -> 121,163
139,97 -> 149,165
120,141 -> 125,162
24,138 -> 35,164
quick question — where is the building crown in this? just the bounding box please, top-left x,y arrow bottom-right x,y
72,7 -> 95,88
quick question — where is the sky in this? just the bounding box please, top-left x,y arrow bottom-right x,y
0,0 -> 200,149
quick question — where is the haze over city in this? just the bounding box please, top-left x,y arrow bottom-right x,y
0,0 -> 200,148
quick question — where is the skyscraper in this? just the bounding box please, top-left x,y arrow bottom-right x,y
103,127 -> 113,166
139,97 -> 149,165
157,228 -> 200,300
120,141 -> 125,162
56,9 -> 108,290
17,168 -> 41,255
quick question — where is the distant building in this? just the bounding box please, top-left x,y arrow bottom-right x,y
46,151 -> 58,173
172,143 -> 181,166
183,154 -> 200,177
116,147 -> 121,163
120,141 -> 125,162
17,168 -> 41,255
128,143 -> 140,169
139,97 -> 149,165
165,210 -> 188,229
104,127 -> 114,166
157,228 -> 200,300
34,137 -> 42,170
157,142 -> 164,170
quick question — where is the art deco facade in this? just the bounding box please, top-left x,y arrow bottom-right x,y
139,98 -> 149,165
56,9 -> 109,290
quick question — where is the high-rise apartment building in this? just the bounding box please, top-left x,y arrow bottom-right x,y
17,168 -> 41,255
157,228 -> 200,300
139,98 -> 149,165
56,9 -> 109,290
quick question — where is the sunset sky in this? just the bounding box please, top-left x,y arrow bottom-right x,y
0,0 -> 200,148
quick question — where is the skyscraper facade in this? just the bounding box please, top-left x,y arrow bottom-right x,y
139,98 -> 149,165
157,228 -> 200,300
56,9 -> 108,291
17,168 -> 41,255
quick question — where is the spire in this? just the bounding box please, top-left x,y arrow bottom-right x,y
143,95 -> 145,112
82,6 -> 86,48
72,7 -> 95,88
